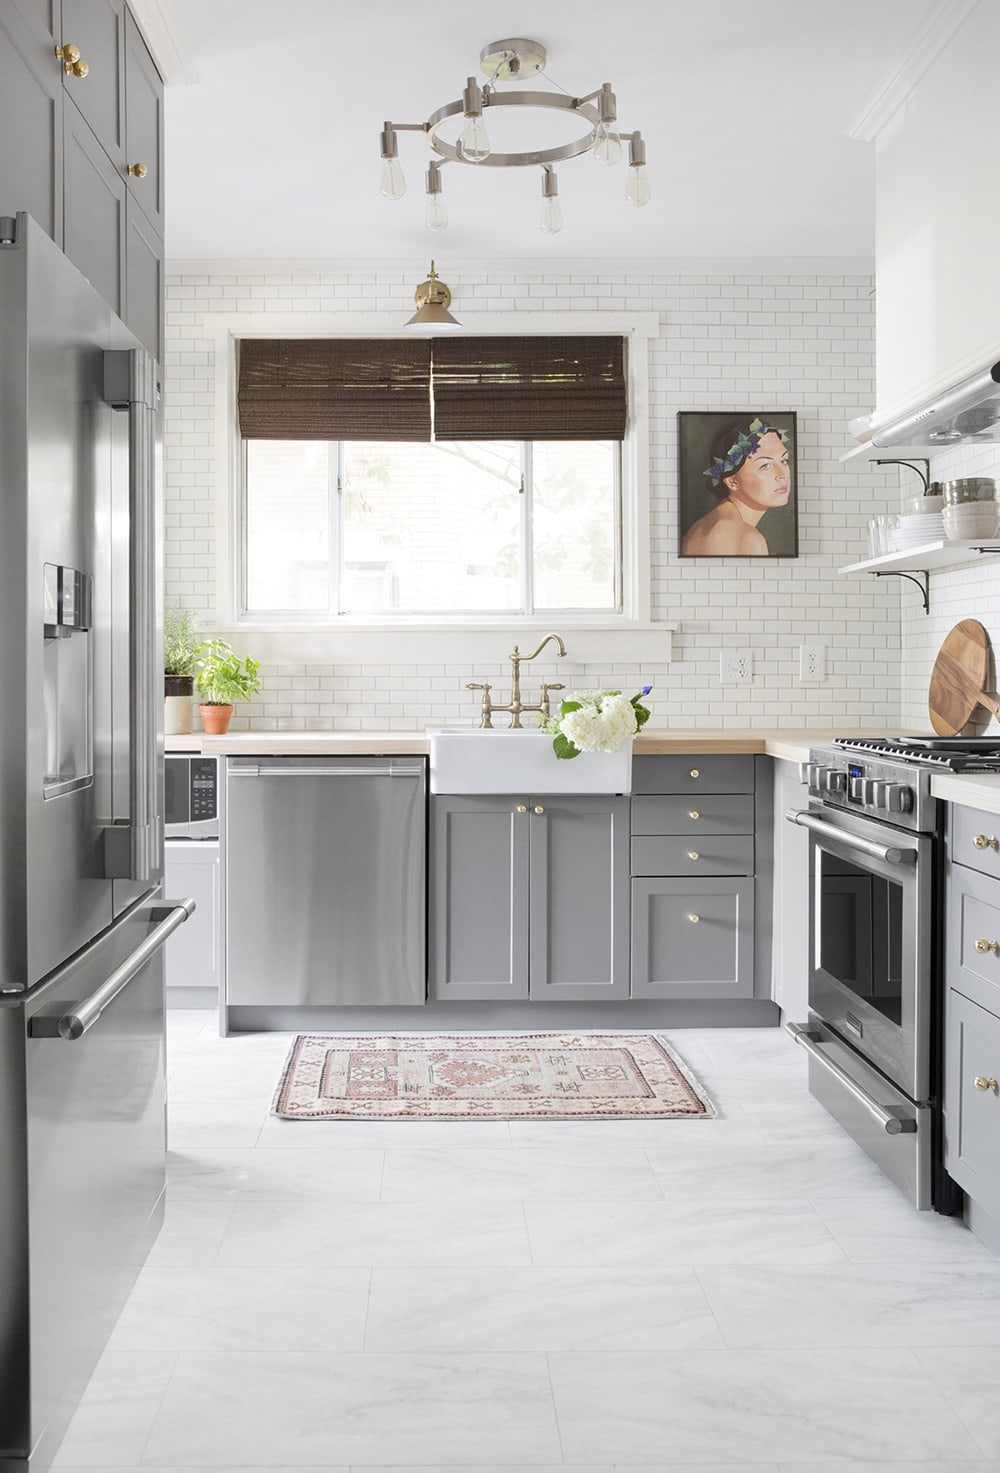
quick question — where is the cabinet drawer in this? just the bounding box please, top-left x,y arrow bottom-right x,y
944,989 -> 1000,1220
951,804 -> 1000,882
631,794 -> 755,836
631,876 -> 754,1000
947,860 -> 1000,1016
632,754 -> 754,795
631,834 -> 754,877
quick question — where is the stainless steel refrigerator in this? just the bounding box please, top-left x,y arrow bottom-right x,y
0,213 -> 192,1471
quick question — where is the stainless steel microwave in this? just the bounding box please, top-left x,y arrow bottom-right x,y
165,754 -> 219,838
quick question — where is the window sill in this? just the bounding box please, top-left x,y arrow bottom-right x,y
214,624 -> 677,667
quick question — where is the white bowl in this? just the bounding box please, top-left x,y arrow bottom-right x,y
942,505 -> 1000,541
904,495 -> 944,515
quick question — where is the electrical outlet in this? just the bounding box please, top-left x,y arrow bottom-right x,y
719,649 -> 754,684
799,643 -> 827,684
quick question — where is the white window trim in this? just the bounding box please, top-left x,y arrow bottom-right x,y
207,309 -> 675,665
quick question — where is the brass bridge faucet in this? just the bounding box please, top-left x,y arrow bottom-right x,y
468,633 -> 567,729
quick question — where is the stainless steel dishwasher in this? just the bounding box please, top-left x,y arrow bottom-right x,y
225,756 -> 426,1006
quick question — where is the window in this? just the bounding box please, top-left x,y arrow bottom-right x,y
235,333 -> 630,624
242,438 -> 621,617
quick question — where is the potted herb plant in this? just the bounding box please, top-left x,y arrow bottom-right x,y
194,637 -> 262,735
163,604 -> 202,735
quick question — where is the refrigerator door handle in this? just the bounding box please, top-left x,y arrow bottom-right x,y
29,899 -> 195,1040
103,349 -> 161,882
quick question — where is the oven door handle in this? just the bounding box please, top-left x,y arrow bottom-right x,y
785,1023 -> 916,1135
785,808 -> 916,866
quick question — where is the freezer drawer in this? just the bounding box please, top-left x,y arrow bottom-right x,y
225,757 -> 426,1007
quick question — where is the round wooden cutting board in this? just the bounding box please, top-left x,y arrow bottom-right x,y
928,619 -> 1000,735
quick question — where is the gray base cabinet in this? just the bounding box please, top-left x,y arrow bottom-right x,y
632,875 -> 754,1000
630,754 -> 767,1001
944,806 -> 1000,1229
164,840 -> 221,999
429,795 -> 630,1002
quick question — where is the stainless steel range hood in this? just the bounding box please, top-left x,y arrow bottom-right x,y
870,360 -> 1000,449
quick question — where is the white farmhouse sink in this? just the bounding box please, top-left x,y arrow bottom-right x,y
428,728 -> 633,795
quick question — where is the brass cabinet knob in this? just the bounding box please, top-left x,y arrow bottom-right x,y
975,938 -> 1000,955
687,850 -> 699,861
974,1075 -> 998,1091
55,44 -> 89,76
534,805 -> 544,815
688,810 -> 700,821
127,162 -> 148,178
974,834 -> 999,850
689,768 -> 700,778
687,913 -> 700,924
515,804 -> 527,813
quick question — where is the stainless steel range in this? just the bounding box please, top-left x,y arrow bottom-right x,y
785,736 -> 1000,1212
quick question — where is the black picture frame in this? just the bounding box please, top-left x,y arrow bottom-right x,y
678,410 -> 799,558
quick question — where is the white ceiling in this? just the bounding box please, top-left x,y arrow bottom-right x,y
154,0 -> 936,262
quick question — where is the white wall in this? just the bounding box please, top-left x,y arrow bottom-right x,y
163,259 -> 901,731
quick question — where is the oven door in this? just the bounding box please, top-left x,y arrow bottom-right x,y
788,803 -> 932,1101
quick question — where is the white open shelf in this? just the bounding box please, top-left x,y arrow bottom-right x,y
841,540 -> 1000,575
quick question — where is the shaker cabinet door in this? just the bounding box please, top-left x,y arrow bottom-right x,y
632,876 -> 755,1000
123,7 -> 163,234
124,195 -> 163,361
63,96 -> 125,314
60,0 -> 125,163
0,4 -> 63,241
429,796 -> 530,1001
944,989 -> 1000,1221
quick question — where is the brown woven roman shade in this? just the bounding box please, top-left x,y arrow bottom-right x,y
238,339 -> 432,441
431,336 -> 626,441
238,336 -> 626,442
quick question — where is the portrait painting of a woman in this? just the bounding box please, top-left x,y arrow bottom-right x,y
678,412 -> 798,558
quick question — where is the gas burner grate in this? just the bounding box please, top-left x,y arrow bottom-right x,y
832,736 -> 1000,771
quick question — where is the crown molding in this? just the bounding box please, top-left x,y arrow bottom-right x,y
846,0 -> 979,142
127,0 -> 198,84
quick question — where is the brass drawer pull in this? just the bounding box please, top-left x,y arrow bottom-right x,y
974,1075 -> 998,1092
55,43 -> 89,77
689,768 -> 700,779
688,809 -> 700,821
534,805 -> 544,815
687,912 -> 699,924
127,162 -> 148,179
515,804 -> 527,813
687,850 -> 699,861
975,938 -> 1000,955
974,834 -> 999,851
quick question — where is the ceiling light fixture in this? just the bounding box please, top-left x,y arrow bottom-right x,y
379,37 -> 649,235
404,261 -> 461,331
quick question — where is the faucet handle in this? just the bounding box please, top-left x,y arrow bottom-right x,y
466,682 -> 494,730
540,682 -> 565,718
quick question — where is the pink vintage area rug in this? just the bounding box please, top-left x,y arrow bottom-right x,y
271,1032 -> 715,1121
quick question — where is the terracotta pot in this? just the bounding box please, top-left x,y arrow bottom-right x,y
199,703 -> 234,735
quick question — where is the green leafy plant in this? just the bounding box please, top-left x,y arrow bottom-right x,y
162,604 -> 202,677
194,638 -> 262,707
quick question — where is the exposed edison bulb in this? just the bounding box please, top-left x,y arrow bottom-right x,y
625,164 -> 651,207
379,157 -> 406,200
425,192 -> 448,232
593,122 -> 622,166
459,114 -> 491,163
540,194 -> 563,235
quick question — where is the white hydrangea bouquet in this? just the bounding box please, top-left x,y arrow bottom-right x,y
541,685 -> 652,760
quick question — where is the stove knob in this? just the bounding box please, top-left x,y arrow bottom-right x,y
884,783 -> 913,814
799,761 -> 820,788
849,776 -> 865,802
824,769 -> 847,795
871,780 -> 891,810
862,778 -> 879,805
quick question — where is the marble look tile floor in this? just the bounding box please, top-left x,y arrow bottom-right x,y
52,1015 -> 1000,1472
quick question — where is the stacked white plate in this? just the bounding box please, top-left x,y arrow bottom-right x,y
890,510 -> 946,549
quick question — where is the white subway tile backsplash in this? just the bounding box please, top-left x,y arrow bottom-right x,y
163,259 -> 907,729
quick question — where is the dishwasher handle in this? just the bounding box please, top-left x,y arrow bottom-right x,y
228,761 -> 424,779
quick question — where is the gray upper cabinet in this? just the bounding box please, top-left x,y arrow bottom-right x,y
429,794 -> 630,1002
60,0 -> 125,165
0,0 -> 163,360
123,7 -> 163,235
0,3 -> 63,239
63,92 -> 125,314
